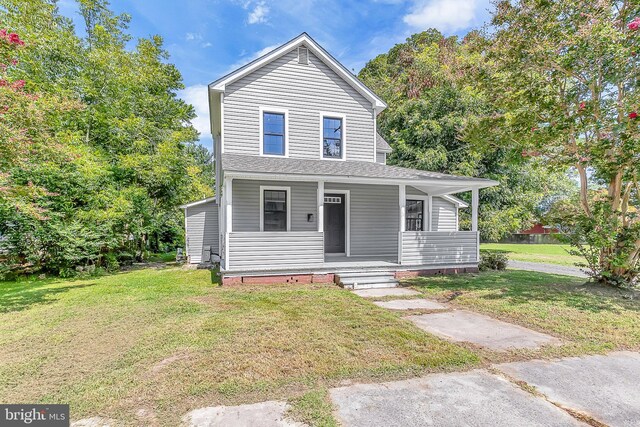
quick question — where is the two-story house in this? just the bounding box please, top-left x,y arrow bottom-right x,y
182,33 -> 498,287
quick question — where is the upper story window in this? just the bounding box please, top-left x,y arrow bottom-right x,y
322,113 -> 346,160
260,107 -> 288,156
406,199 -> 424,231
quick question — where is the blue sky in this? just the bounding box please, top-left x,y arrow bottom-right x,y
58,0 -> 492,150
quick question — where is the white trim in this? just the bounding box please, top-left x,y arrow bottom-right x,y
471,188 -> 479,232
373,109 -> 377,163
319,112 -> 346,161
405,195 -> 428,232
220,93 -> 225,154
441,194 -> 468,208
398,184 -> 406,264
259,106 -> 289,158
179,197 -> 217,209
209,33 -> 387,111
427,195 -> 433,232
224,170 -> 499,189
317,181 -> 324,232
260,185 -> 292,232
323,189 -> 350,256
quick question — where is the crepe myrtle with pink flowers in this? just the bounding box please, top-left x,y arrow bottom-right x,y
467,1 -> 640,286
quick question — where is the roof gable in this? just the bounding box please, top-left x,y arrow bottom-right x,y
209,33 -> 387,111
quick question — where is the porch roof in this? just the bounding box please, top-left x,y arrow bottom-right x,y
222,154 -> 498,192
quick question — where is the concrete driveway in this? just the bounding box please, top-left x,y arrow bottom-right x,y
330,352 -> 640,427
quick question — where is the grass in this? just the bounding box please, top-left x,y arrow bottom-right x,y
403,270 -> 640,360
0,266 -> 477,426
481,243 -> 583,266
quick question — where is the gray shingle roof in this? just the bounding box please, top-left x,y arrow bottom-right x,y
376,132 -> 392,153
222,154 -> 497,185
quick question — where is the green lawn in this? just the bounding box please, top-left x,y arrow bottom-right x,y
481,243 -> 583,266
403,270 -> 640,359
0,267 -> 476,426
2,266 -> 638,426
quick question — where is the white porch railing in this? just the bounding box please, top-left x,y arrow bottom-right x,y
227,231 -> 324,270
401,231 -> 479,266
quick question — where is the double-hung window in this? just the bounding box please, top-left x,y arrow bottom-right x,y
322,116 -> 344,159
262,111 -> 286,156
261,188 -> 290,231
406,199 -> 424,231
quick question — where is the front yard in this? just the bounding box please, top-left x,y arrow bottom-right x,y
1,265 -> 638,426
481,243 -> 583,266
0,266 -> 475,425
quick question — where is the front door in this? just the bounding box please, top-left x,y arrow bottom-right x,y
324,193 -> 345,253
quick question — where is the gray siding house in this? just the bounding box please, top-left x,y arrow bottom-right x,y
194,33 -> 497,285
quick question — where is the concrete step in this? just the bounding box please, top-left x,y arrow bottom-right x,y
340,276 -> 398,285
336,271 -> 399,290
350,281 -> 399,290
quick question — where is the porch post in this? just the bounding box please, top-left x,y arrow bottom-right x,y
225,177 -> 233,268
317,181 -> 324,232
471,187 -> 479,262
398,184 -> 406,264
427,195 -> 433,232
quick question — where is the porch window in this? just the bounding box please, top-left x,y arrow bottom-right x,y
406,199 -> 424,231
323,117 -> 343,159
262,112 -> 286,156
263,189 -> 288,231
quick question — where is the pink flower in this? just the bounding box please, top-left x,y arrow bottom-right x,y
0,80 -> 6,87
629,111 -> 638,119
8,33 -> 24,45
629,17 -> 640,31
12,79 -> 25,89
579,102 -> 586,110
0,29 -> 6,38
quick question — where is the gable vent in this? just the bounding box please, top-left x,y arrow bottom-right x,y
298,46 -> 309,65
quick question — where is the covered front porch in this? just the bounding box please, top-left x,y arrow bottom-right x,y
220,181 -> 488,276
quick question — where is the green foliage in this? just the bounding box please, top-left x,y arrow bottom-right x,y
469,0 -> 640,285
359,29 -> 575,241
0,0 -> 213,276
478,250 -> 508,271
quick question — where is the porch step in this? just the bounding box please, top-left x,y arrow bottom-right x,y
336,271 -> 399,290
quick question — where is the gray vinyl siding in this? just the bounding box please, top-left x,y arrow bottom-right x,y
232,179 -> 317,232
228,231 -> 323,270
185,202 -> 219,263
432,197 -> 458,231
402,231 -> 478,265
375,152 -> 386,164
224,48 -> 375,161
325,183 -> 398,256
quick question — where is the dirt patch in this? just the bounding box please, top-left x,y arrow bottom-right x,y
151,352 -> 191,374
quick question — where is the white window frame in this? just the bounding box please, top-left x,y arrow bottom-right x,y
319,112 -> 346,161
405,195 -> 429,232
323,189 -> 350,256
260,185 -> 291,231
259,106 -> 289,158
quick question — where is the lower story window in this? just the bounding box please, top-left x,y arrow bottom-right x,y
406,199 -> 424,231
263,189 -> 288,231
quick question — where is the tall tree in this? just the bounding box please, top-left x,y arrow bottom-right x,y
359,30 -> 575,241
469,0 -> 640,285
0,0 -> 212,276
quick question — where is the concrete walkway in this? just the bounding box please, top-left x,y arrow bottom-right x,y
183,401 -> 306,427
509,260 -> 587,278
407,310 -> 561,351
330,370 -> 584,427
330,352 -> 640,426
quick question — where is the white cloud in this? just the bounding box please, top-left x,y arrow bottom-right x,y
247,1 -> 270,24
178,84 -> 211,150
201,42 -> 213,48
227,44 -> 279,72
185,32 -> 202,41
403,0 -> 478,33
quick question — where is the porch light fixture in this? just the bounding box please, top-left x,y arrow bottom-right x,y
307,213 -> 314,222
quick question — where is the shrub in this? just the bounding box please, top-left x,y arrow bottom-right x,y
479,250 -> 508,271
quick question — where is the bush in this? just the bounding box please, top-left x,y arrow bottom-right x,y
479,250 -> 508,271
